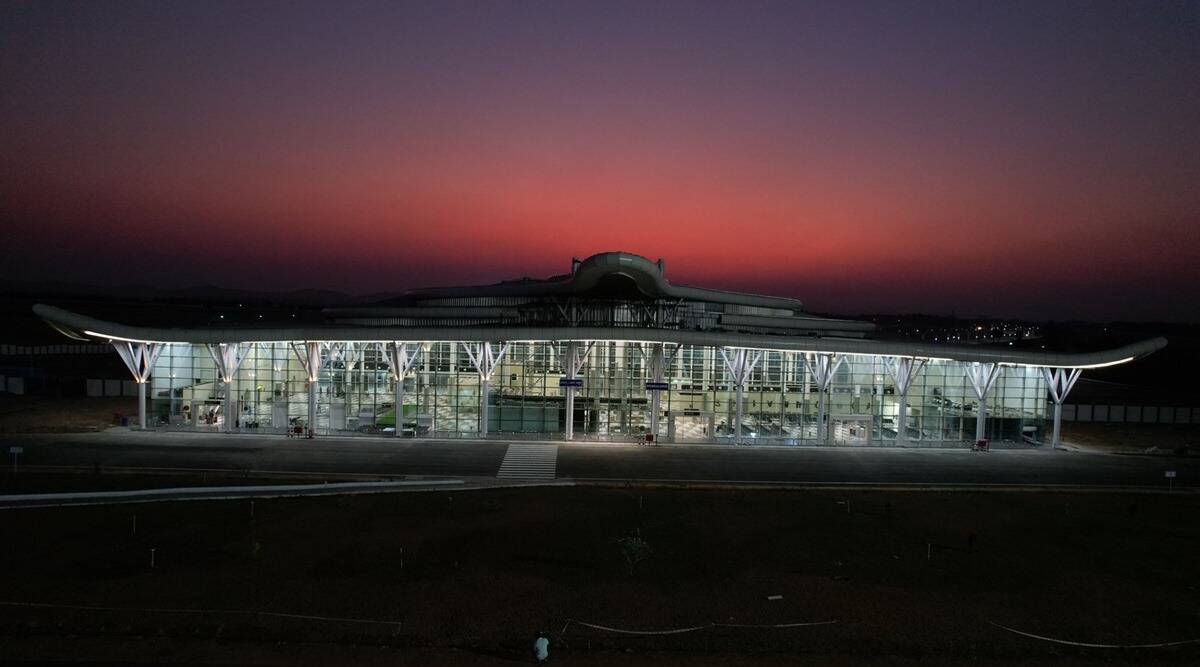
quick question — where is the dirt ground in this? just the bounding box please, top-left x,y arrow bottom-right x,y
0,485 -> 1198,664
1063,422 -> 1200,454
0,395 -> 136,433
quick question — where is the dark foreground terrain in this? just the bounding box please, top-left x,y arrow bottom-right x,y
1,485 -> 1198,665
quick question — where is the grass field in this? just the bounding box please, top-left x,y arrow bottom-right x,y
1,485 -> 1198,664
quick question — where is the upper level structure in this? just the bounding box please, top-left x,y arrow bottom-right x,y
323,251 -> 876,338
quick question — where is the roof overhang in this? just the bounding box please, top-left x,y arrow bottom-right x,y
34,304 -> 1167,371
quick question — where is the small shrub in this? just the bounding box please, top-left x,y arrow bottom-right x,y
616,535 -> 652,575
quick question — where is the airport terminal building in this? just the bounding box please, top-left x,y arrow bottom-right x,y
35,252 -> 1165,448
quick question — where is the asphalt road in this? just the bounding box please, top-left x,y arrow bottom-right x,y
2,430 -> 1196,489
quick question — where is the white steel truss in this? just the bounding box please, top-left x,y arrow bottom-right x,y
639,342 -> 681,379
461,342 -> 511,437
206,343 -> 250,432
114,341 -> 164,384
964,362 -> 1003,442
884,356 -> 926,445
1042,367 -> 1082,450
560,341 -> 595,377
113,341 -> 165,429
804,352 -> 846,444
325,341 -> 362,373
720,347 -> 763,444
290,341 -> 324,382
206,343 -> 251,382
380,342 -> 423,437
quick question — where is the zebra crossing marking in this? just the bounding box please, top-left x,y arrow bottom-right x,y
497,444 -> 558,480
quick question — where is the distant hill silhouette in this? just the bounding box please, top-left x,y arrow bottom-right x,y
0,278 -> 405,307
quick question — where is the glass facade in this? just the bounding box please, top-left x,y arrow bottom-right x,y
146,341 -> 1049,445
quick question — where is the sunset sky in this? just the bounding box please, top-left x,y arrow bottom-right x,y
2,1 -> 1198,320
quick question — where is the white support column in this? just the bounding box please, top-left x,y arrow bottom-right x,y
884,356 -> 926,446
560,341 -> 594,440
206,343 -> 249,433
645,343 -> 680,442
462,342 -> 510,438
290,341 -> 323,436
340,342 -> 360,422
564,342 -> 577,440
381,342 -> 422,437
264,342 -> 284,430
720,347 -> 763,445
1041,367 -> 1082,450
649,344 -> 663,440
803,353 -> 846,445
342,343 -> 360,386
263,341 -> 280,397
324,342 -> 360,433
964,362 -> 1003,443
113,341 -> 165,430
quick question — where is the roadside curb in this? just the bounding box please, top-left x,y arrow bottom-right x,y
566,478 -> 1200,494
0,478 -> 467,510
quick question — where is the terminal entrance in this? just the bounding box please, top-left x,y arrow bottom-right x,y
830,415 -> 872,446
186,399 -> 224,429
670,412 -> 715,441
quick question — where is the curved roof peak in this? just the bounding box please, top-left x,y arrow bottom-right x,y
573,251 -> 664,273
407,251 -> 806,311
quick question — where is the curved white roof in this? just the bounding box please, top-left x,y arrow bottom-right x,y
34,304 -> 1166,370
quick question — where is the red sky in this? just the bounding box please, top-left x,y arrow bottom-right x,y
2,2 -> 1198,320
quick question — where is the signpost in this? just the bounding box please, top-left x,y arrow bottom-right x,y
9,446 -> 22,472
558,378 -> 583,388
1165,470 -> 1176,491
644,381 -> 670,391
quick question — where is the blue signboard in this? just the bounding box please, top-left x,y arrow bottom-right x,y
559,378 -> 584,388
644,381 -> 670,391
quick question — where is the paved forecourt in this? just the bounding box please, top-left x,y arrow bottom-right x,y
3,430 -> 1197,489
